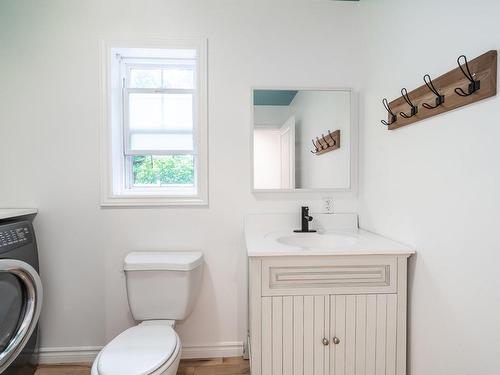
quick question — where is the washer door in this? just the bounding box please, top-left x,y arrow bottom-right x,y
0,260 -> 43,373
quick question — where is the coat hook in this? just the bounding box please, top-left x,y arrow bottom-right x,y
310,139 -> 319,154
321,133 -> 332,147
381,98 -> 397,126
327,130 -> 337,146
454,54 -> 480,97
422,74 -> 445,109
399,88 -> 418,118
316,137 -> 326,150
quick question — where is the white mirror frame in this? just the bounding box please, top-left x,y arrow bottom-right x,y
250,87 -> 358,195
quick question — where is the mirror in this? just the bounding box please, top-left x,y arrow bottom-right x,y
252,89 -> 356,192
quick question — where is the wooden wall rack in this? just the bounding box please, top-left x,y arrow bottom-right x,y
383,50 -> 497,130
311,129 -> 340,155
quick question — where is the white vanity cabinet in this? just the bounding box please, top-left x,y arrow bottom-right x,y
248,254 -> 411,375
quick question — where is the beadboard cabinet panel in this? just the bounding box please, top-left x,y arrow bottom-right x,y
249,255 -> 410,375
329,294 -> 398,375
259,295 -> 330,375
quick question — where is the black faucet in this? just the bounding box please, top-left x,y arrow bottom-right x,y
294,206 -> 317,233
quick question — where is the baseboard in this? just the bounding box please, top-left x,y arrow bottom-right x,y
38,346 -> 102,365
38,342 -> 244,364
180,342 -> 244,359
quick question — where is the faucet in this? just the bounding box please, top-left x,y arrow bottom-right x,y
294,206 -> 317,233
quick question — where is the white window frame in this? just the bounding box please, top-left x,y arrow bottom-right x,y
99,39 -> 208,207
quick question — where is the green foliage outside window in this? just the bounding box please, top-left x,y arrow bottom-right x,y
132,155 -> 194,185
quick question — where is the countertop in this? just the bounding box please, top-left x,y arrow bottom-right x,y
0,208 -> 38,220
245,213 -> 415,257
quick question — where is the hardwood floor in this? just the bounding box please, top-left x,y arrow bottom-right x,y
35,364 -> 90,375
35,357 -> 250,375
177,357 -> 250,375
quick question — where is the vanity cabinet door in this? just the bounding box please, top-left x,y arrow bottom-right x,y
261,295 -> 330,375
329,294 -> 398,375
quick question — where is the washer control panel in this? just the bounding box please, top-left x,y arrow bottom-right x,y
0,222 -> 33,252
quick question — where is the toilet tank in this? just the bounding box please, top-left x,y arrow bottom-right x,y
124,251 -> 203,321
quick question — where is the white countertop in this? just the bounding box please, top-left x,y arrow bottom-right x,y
245,213 -> 414,257
0,208 -> 38,220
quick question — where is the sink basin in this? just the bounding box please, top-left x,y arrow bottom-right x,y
274,232 -> 357,249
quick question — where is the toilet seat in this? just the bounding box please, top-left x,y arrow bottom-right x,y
92,321 -> 180,375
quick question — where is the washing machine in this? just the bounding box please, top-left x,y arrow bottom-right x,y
0,219 -> 42,375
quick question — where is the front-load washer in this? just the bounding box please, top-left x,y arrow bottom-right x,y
0,220 -> 42,375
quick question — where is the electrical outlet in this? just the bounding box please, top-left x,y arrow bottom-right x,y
323,197 -> 334,213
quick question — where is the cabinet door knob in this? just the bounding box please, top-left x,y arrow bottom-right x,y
322,338 -> 330,346
332,337 -> 340,345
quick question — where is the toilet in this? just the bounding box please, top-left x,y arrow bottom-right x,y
91,251 -> 204,375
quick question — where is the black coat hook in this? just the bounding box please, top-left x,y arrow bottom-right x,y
454,54 -> 480,97
310,139 -> 319,154
422,74 -> 445,109
381,98 -> 397,126
399,88 -> 418,118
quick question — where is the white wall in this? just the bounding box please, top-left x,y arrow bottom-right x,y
253,105 -> 292,127
0,0 -> 363,355
291,91 -> 351,189
359,0 -> 500,374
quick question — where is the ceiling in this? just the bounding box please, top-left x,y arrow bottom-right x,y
253,90 -> 298,106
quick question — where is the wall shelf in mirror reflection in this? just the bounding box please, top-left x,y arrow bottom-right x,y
311,129 -> 340,155
252,88 -> 357,192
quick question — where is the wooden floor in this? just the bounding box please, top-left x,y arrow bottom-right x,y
35,357 -> 250,375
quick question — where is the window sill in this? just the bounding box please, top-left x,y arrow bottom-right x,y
100,194 -> 208,207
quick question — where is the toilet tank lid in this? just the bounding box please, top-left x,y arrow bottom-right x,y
124,251 -> 204,271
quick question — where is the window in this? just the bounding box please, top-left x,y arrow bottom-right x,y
100,40 -> 208,206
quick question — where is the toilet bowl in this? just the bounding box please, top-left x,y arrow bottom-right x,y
91,251 -> 203,375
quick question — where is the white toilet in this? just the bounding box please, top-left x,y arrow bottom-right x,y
91,251 -> 204,375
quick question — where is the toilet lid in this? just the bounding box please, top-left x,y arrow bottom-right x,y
97,323 -> 178,375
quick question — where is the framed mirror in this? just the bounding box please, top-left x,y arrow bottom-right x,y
251,88 -> 357,193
